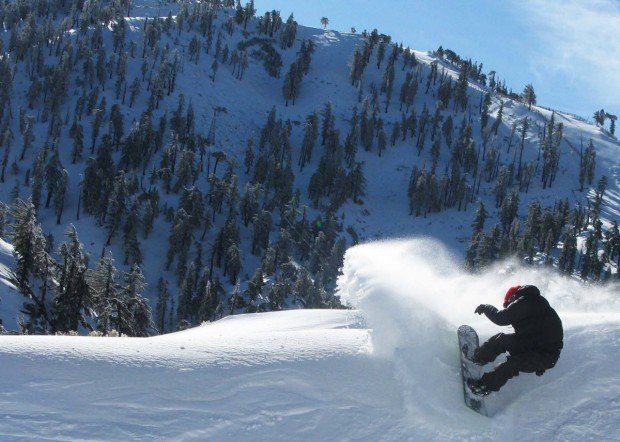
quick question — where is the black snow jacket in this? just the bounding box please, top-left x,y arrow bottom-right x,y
483,285 -> 563,354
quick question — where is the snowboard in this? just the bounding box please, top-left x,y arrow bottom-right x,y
458,325 -> 488,416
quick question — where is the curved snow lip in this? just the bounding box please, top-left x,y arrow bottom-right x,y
0,310 -> 370,369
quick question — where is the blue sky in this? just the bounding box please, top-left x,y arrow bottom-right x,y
256,0 -> 620,121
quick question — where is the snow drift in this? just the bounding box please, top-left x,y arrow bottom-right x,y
0,239 -> 619,440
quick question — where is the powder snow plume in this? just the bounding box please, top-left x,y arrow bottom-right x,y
336,238 -> 620,421
337,238 -> 620,350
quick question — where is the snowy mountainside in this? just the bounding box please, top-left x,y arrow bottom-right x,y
0,239 -> 618,440
0,0 -> 618,334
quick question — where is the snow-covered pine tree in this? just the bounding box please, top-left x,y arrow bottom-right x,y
88,252 -> 118,334
9,198 -> 54,331
53,224 -> 92,333
522,84 -> 536,110
117,264 -> 152,337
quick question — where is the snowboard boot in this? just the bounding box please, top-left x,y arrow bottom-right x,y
463,346 -> 486,365
466,378 -> 491,396
470,348 -> 487,365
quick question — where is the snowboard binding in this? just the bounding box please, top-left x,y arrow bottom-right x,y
466,378 -> 491,397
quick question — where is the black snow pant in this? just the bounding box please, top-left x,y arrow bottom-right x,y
476,333 -> 560,392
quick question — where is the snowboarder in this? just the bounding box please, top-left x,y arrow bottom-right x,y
467,285 -> 563,396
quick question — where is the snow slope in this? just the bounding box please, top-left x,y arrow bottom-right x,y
1,238 -> 618,441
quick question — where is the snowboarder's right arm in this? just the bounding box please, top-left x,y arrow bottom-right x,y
475,298 -> 531,326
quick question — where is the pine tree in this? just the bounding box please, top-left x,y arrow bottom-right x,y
129,77 -> 141,108
377,126 -> 387,156
44,149 -> 63,209
19,114 -> 35,161
522,84 -> 536,109
69,122 -> 84,163
481,92 -> 491,131
177,262 -> 197,324
605,220 -> 619,267
442,116 -> 453,147
348,162 -> 367,203
105,171 -> 127,245
30,148 -> 46,212
165,208 -> 194,279
453,64 -> 469,112
53,225 -> 92,333
225,243 -> 242,284
88,252 -> 118,334
227,282 -> 245,314
436,77 -> 452,110
123,200 -> 142,266
90,107 -> 105,154
465,232 -> 481,271
607,113 -> 617,136
82,138 -> 115,220
299,112 -> 318,170
10,198 -> 49,292
244,138 -> 255,174
558,227 -> 577,275
474,233 -> 495,269
350,46 -> 365,86
252,210 -> 272,255
593,109 -> 606,126
376,40 -> 386,69
472,201 -> 488,234
525,200 -> 542,246
142,191 -> 159,238
9,198 -> 53,332
174,149 -> 196,192
54,169 -> 69,225
117,264 -> 152,337
579,139 -> 596,191
110,104 -> 125,151
580,234 -> 597,280
516,117 -> 529,181
382,62 -> 395,112
490,101 -> 504,136
197,270 -> 218,322
247,266 -> 265,302
321,102 -> 335,146
240,183 -> 262,227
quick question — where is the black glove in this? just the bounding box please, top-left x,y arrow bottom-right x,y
535,370 -> 545,376
475,304 -> 494,315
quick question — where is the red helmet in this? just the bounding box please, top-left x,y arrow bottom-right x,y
503,285 -> 521,307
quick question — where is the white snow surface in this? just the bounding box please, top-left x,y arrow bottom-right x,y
1,239 -> 619,441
